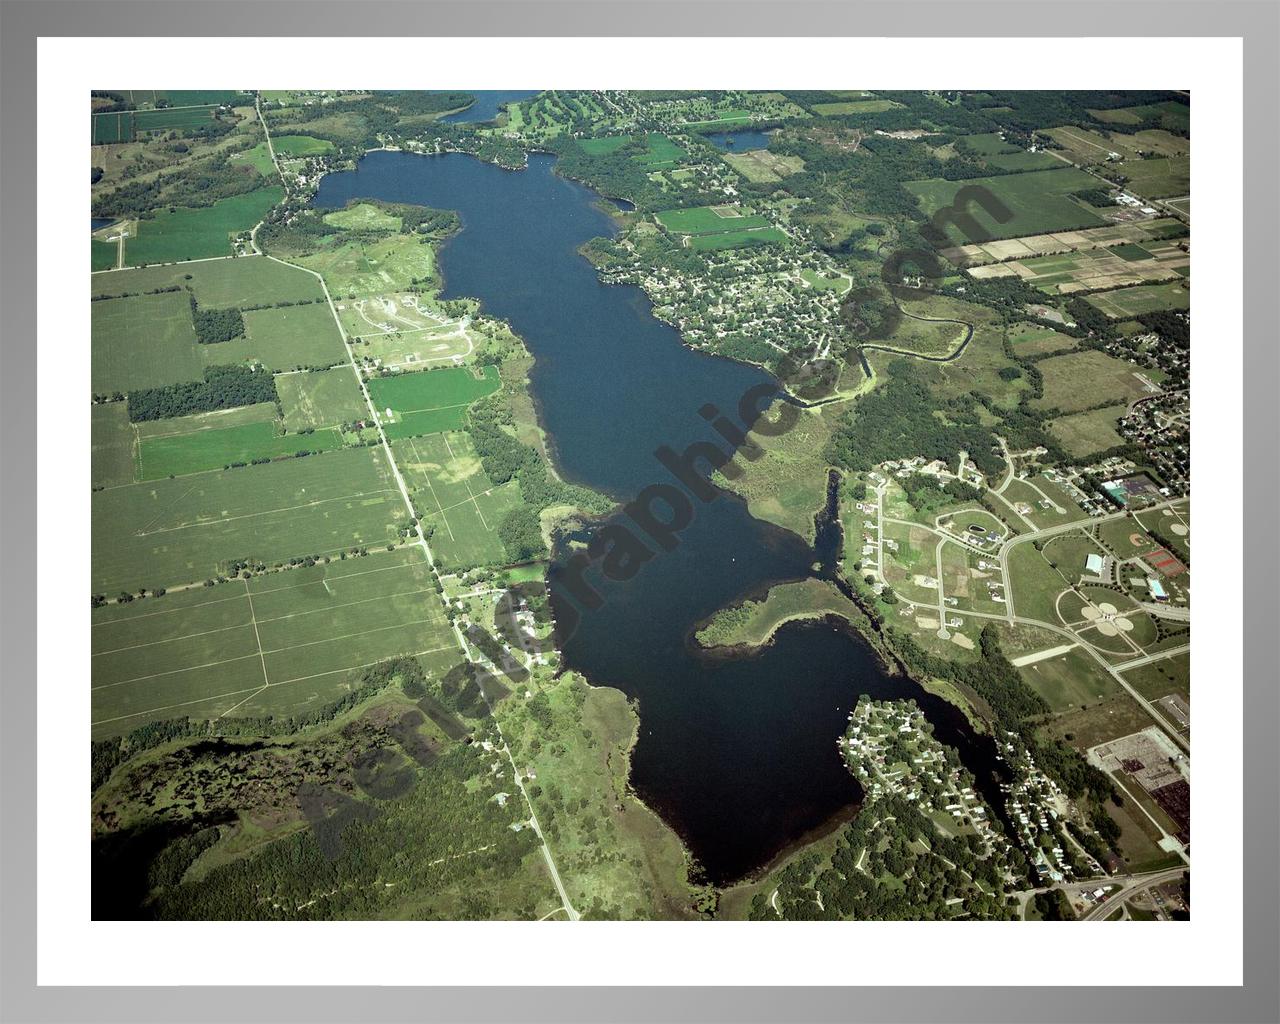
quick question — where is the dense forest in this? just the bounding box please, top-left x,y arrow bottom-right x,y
125,364 -> 278,422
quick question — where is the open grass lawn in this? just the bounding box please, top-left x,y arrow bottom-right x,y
1094,100 -> 1190,133
958,132 -> 1020,156
1032,350 -> 1165,414
1121,651 -> 1190,703
277,367 -> 369,430
1097,515 -> 1160,560
1017,648 -> 1120,712
133,401 -> 280,440
984,151 -> 1063,172
202,302 -> 347,371
1117,156 -> 1189,199
272,134 -> 334,157
1083,281 -> 1190,318
719,402 -> 839,542
124,186 -> 283,265
91,290 -> 203,394
904,167 -> 1106,244
91,445 -> 407,595
91,255 -> 324,307
323,202 -> 402,232
1007,543 -> 1069,623
393,432 -> 523,570
92,238 -> 119,271
1049,405 -> 1128,459
368,365 -> 500,439
578,135 -> 631,156
810,99 -> 898,115
92,402 -> 137,488
1007,322 -> 1077,356
91,546 -> 456,737
1042,693 -> 1155,749
295,233 -> 436,297
656,205 -> 771,236
137,420 -> 344,480
688,227 -> 788,251
229,142 -> 277,177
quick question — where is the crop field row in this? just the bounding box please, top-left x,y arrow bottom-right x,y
1082,281 -> 1190,318
967,238 -> 1189,294
394,432 -> 525,570
368,365 -> 501,439
940,217 -> 1187,267
118,186 -> 283,265
137,420 -> 345,480
655,205 -> 771,236
91,547 -> 459,737
91,445 -> 408,596
905,167 -> 1107,244
92,255 -> 324,306
688,227 -> 789,251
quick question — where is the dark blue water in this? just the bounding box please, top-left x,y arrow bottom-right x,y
313,151 -> 1003,883
92,217 -> 114,230
440,90 -> 538,124
705,129 -> 772,151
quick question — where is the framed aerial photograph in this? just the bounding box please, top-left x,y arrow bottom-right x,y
4,3 -> 1276,1022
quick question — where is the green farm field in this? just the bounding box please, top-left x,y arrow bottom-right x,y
272,134 -> 334,157
200,302 -> 347,370
123,187 -> 283,265
92,238 -> 119,271
1032,350 -> 1165,414
91,290 -> 203,394
1083,281 -> 1190,318
655,205 -> 771,236
394,432 -> 524,570
810,99 -> 898,115
277,368 -> 369,430
905,167 -> 1106,244
91,402 -> 137,488
92,255 -> 324,306
368,366 -> 501,439
688,227 -> 788,251
137,420 -> 344,480
91,547 -> 457,737
91,445 -> 407,596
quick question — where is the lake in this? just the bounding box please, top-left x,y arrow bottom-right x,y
440,90 -> 539,124
313,151 -> 1006,884
704,129 -> 773,151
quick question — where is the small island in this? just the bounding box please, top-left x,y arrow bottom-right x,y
695,578 -> 858,651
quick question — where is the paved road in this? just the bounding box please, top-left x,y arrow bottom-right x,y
265,248 -> 582,923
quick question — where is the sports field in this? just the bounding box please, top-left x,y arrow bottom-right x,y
905,167 -> 1107,244
367,366 -> 501,439
91,290 -> 203,394
92,255 -> 324,306
200,302 -> 347,371
277,368 -> 369,430
122,187 -> 283,265
91,445 -> 407,596
91,546 -> 458,737
1083,281 -> 1190,318
394,432 -> 525,569
137,420 -> 344,480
